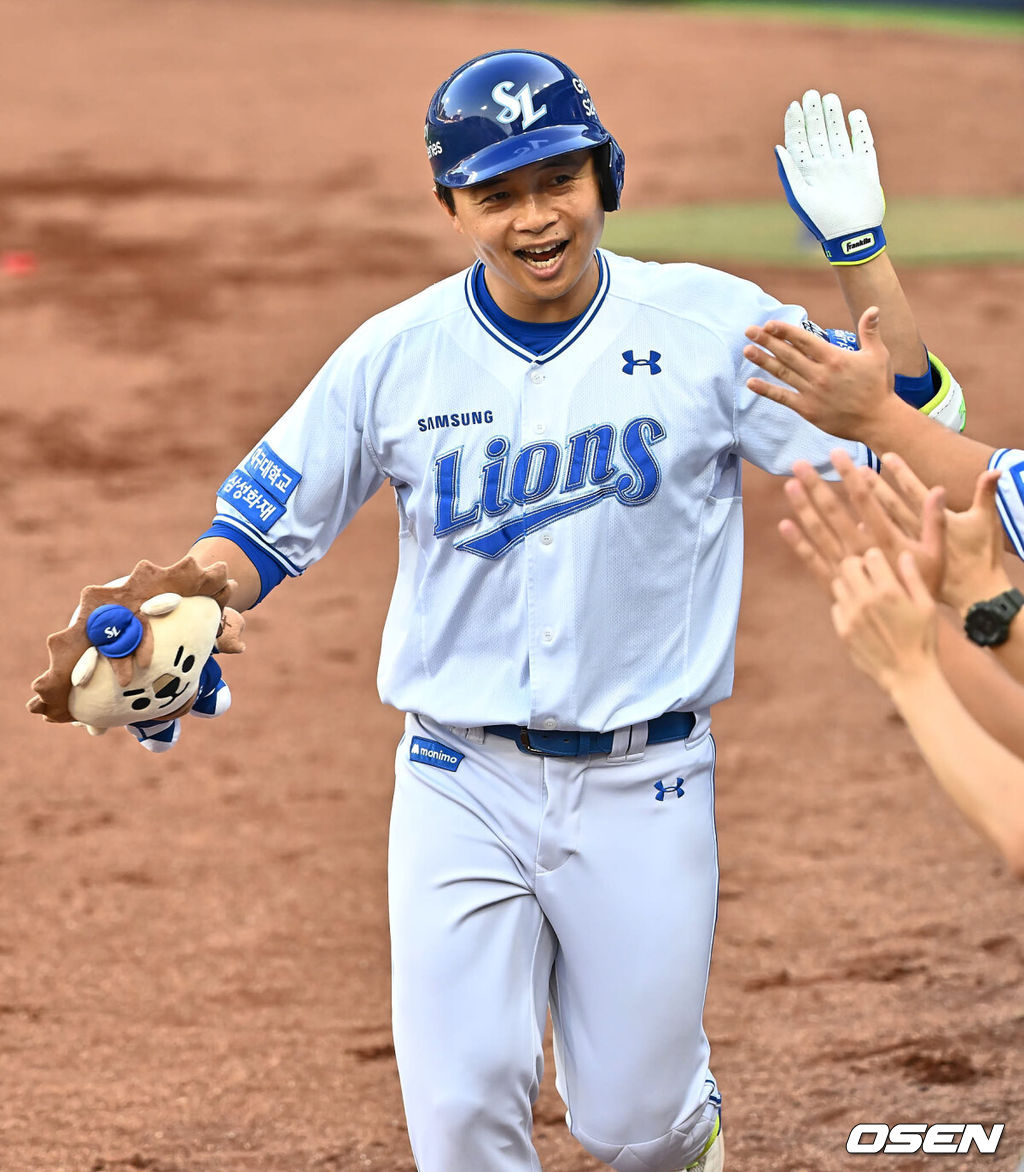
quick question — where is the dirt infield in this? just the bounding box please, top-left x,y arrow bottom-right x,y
2,2 -> 1022,1169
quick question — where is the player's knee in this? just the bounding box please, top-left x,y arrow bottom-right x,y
570,1099 -> 719,1172
409,1065 -> 537,1158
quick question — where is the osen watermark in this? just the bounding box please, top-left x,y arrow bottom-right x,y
847,1123 -> 1004,1155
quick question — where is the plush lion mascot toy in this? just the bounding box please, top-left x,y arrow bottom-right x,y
28,556 -> 246,753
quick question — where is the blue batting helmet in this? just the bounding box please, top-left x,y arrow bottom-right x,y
425,49 -> 625,212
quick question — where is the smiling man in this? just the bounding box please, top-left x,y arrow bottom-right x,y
441,147 -> 605,319
92,48 -> 964,1172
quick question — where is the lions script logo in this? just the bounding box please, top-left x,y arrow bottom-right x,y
433,418 -> 666,559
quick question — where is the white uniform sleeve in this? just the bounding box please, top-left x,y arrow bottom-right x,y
989,448 -> 1024,560
732,296 -> 879,478
212,329 -> 387,576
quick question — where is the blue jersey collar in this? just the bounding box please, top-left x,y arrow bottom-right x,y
464,250 -> 610,365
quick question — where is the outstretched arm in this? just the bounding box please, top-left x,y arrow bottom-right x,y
779,453 -> 1024,759
744,308 -> 993,511
832,549 -> 1024,877
831,254 -> 926,379
775,90 -> 926,378
188,536 -> 263,613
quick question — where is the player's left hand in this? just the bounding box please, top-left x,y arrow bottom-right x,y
776,90 -> 886,265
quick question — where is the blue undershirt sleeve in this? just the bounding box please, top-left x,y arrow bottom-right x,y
195,520 -> 287,606
893,357 -> 940,410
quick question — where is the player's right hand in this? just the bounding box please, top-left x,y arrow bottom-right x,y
775,89 -> 886,265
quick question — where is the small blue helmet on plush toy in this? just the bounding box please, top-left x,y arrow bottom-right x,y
425,49 -> 626,212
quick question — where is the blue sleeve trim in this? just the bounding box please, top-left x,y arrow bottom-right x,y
894,353 -> 939,410
990,449 -> 1024,561
197,520 -> 289,606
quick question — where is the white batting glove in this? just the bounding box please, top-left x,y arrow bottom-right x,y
776,90 -> 886,265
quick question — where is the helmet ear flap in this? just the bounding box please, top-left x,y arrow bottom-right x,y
594,140 -> 625,212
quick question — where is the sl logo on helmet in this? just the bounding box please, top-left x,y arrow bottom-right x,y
491,81 -> 547,129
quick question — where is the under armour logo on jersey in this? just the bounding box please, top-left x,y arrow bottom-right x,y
492,81 -> 547,129
622,350 -> 662,375
654,778 -> 685,801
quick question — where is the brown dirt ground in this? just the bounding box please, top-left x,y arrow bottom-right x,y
1,2 -> 1022,1169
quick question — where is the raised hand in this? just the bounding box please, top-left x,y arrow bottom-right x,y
779,448 -> 946,598
870,453 -> 1009,613
830,549 -> 938,694
775,90 -> 886,265
744,306 -> 895,441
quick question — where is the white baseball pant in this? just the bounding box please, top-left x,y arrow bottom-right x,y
388,712 -> 722,1171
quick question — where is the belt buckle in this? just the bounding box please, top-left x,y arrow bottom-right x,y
517,728 -> 548,756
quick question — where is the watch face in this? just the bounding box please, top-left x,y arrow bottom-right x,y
966,603 -> 1013,646
967,609 -> 1003,640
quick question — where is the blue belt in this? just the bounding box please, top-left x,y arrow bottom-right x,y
485,711 -> 696,758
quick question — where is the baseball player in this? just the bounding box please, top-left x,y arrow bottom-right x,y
71,51 -> 967,1171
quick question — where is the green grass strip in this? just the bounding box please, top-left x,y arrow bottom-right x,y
600,197 -> 1024,266
524,1 -> 1024,39
684,2 -> 1024,38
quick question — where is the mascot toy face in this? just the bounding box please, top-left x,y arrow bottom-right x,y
69,593 -> 223,729
28,556 -> 244,739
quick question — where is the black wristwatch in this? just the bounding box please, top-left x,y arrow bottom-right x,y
963,586 -> 1024,647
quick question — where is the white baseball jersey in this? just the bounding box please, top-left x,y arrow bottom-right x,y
213,249 -> 876,731
988,448 -> 1024,557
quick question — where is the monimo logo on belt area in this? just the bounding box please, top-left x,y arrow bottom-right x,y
410,736 -> 464,772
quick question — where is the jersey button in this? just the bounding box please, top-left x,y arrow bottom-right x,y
542,717 -> 557,730
529,369 -> 545,384
542,629 -> 554,643
540,532 -> 553,546
533,421 -> 546,435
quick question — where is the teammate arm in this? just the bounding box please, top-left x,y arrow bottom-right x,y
830,253 -> 925,378
865,452 -> 1024,682
832,549 -> 1024,878
744,307 -> 993,512
780,452 -> 1024,759
779,450 -> 1024,867
774,91 -> 944,394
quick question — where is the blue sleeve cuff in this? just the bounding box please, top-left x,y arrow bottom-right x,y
197,520 -> 287,606
894,355 -> 940,410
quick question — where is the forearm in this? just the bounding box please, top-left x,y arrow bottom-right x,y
832,253 -> 926,377
858,396 -> 993,512
886,656 -> 1024,877
188,536 -> 263,612
937,560 -> 1024,684
936,617 -> 1024,756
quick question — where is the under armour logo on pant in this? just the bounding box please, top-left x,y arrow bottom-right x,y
654,778 -> 685,801
622,349 -> 662,375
